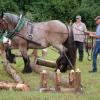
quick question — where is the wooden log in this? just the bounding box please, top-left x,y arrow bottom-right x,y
31,63 -> 69,87
39,87 -> 76,93
0,82 -> 29,92
69,70 -> 75,88
61,87 -> 75,92
74,69 -> 82,92
55,69 -> 61,92
36,58 -> 56,68
39,87 -> 56,92
40,70 -> 48,88
3,62 -> 23,83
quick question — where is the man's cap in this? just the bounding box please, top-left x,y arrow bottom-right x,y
95,16 -> 100,20
76,15 -> 81,19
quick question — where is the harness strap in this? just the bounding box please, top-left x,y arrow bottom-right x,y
16,34 -> 41,46
27,23 -> 34,40
7,18 -> 26,39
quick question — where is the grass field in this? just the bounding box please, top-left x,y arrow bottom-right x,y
0,48 -> 100,100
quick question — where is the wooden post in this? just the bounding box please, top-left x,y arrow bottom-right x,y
55,69 -> 61,92
31,63 -> 69,87
40,70 -> 48,88
74,69 -> 81,92
69,69 -> 75,88
42,49 -> 47,59
36,58 -> 56,68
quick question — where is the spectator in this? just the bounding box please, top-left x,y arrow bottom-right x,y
88,16 -> 100,73
72,15 -> 87,61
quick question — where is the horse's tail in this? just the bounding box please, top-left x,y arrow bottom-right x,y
64,25 -> 76,69
56,25 -> 76,72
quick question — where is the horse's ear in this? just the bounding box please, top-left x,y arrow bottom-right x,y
19,11 -> 24,19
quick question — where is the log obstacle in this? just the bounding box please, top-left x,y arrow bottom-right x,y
69,69 -> 82,92
39,68 -> 83,93
3,62 -> 23,83
36,58 -> 56,68
0,82 -> 29,91
31,63 -> 69,87
55,69 -> 61,92
40,70 -> 48,88
2,62 -> 30,92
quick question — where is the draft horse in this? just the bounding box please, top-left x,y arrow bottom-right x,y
0,12 -> 76,73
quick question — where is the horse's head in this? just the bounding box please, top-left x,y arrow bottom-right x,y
0,12 -> 8,32
0,12 -> 19,32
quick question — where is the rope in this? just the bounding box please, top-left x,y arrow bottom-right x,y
63,49 -> 74,69
86,36 -> 93,61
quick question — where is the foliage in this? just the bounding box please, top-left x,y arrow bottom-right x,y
0,0 -> 100,28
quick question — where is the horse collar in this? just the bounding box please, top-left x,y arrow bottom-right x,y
6,18 -> 26,39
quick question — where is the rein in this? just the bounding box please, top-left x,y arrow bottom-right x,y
86,36 -> 94,61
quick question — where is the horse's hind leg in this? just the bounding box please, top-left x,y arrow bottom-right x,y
19,46 -> 32,73
53,44 -> 67,71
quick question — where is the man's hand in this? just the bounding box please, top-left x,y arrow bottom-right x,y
85,31 -> 95,37
89,33 -> 95,37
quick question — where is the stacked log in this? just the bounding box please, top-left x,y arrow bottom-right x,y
36,58 -> 56,68
69,69 -> 82,92
0,82 -> 29,91
3,62 -> 23,83
31,63 -> 69,87
74,69 -> 82,92
40,70 -> 48,88
55,69 -> 61,92
38,68 -> 83,93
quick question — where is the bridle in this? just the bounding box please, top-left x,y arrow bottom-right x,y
0,14 -> 42,46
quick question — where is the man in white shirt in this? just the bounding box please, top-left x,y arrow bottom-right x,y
72,15 -> 87,61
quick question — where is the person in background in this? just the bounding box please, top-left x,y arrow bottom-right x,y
72,15 -> 87,61
88,16 -> 100,73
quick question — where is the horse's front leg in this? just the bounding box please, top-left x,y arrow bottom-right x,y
0,43 -> 9,63
19,46 -> 32,73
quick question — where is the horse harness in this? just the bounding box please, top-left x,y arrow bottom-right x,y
1,15 -> 41,46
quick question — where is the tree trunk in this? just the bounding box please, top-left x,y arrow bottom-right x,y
36,58 -> 56,68
3,62 -> 23,83
0,82 -> 29,91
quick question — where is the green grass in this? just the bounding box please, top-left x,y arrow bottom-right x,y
0,48 -> 100,100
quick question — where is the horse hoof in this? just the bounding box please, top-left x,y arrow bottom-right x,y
60,67 -> 67,73
22,69 -> 32,73
22,67 -> 32,73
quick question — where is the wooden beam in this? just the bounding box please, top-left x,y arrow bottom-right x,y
3,62 -> 23,83
36,58 -> 56,68
0,82 -> 29,91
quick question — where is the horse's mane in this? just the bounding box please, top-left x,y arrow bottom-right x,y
4,13 -> 19,25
